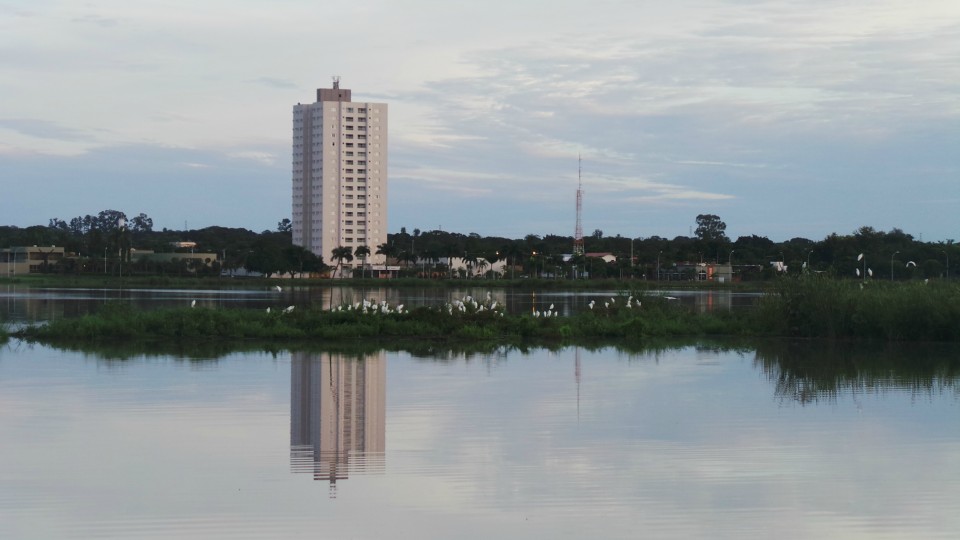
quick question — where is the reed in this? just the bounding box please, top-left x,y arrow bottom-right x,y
753,277 -> 960,341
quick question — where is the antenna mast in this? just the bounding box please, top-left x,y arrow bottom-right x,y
573,155 -> 584,256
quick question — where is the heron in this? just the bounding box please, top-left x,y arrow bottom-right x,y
266,307 -> 271,313
274,285 -> 282,293
283,305 -> 295,313
191,300 -> 196,308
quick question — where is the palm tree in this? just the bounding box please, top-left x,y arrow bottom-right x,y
331,246 -> 353,278
376,242 -> 396,264
354,245 -> 371,278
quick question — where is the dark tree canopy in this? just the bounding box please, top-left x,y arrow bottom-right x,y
695,214 -> 729,243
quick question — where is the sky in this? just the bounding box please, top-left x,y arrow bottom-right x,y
1,0 -> 958,242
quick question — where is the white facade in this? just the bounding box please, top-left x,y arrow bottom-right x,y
292,81 -> 388,269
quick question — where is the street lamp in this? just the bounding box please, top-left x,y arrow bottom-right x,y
943,250 -> 950,280
728,249 -> 735,264
656,251 -> 662,281
891,251 -> 899,281
806,249 -> 813,272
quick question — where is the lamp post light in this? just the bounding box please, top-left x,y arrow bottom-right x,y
806,249 -> 813,272
891,251 -> 899,282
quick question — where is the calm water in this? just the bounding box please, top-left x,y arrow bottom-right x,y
0,284 -> 760,323
1,339 -> 958,539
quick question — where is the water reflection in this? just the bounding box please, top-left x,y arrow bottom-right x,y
754,340 -> 960,404
290,352 -> 386,495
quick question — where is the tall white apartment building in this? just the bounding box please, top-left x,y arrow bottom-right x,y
292,80 -> 388,270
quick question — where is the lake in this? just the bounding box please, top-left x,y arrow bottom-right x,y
2,338 -> 958,539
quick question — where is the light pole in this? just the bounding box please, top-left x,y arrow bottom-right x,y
890,251 -> 899,281
806,249 -> 813,272
943,250 -> 950,280
656,251 -> 662,282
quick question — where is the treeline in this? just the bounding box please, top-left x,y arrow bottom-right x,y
1,211 -> 955,280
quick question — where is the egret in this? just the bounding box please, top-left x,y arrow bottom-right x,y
906,261 -> 917,268
868,268 -> 873,277
588,300 -> 595,309
191,300 -> 196,308
857,253 -> 864,261
274,285 -> 282,293
665,296 -> 678,301
856,268 -> 860,277
266,307 -> 271,313
283,305 -> 295,313
549,303 -> 554,311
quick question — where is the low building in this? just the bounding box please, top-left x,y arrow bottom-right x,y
2,246 -> 66,275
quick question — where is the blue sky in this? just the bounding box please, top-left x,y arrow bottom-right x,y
1,0 -> 958,241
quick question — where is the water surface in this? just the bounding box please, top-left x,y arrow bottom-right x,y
1,340 -> 956,539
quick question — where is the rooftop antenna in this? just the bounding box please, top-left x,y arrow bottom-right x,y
332,75 -> 341,89
573,155 -> 585,256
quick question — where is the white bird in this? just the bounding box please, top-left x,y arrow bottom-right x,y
397,304 -> 404,312
868,268 -> 873,277
274,285 -> 282,293
190,300 -> 196,308
604,302 -> 609,309
610,297 -> 616,304
266,307 -> 271,313
588,300 -> 595,309
549,303 -> 554,311
906,261 -> 917,268
665,296 -> 678,301
857,253 -> 864,261
283,305 -> 295,313
856,268 -> 861,277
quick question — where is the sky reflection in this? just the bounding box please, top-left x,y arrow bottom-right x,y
0,341 -> 957,539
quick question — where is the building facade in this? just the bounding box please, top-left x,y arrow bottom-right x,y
292,80 -> 388,272
2,246 -> 65,275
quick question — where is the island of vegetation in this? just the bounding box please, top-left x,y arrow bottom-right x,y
8,279 -> 960,345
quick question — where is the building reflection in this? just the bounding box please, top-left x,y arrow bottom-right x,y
290,352 -> 386,493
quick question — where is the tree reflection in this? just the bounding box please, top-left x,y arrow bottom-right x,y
753,340 -> 960,404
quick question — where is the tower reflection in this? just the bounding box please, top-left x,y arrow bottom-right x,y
290,352 -> 386,493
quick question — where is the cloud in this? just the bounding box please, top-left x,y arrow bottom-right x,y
247,76 -> 298,89
0,118 -> 93,142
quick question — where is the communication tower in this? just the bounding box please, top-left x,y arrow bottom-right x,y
573,155 -> 584,256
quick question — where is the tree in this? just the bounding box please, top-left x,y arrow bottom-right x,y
331,246 -> 353,278
695,214 -> 729,243
131,213 -> 154,234
277,218 -> 292,233
354,245 -> 371,278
